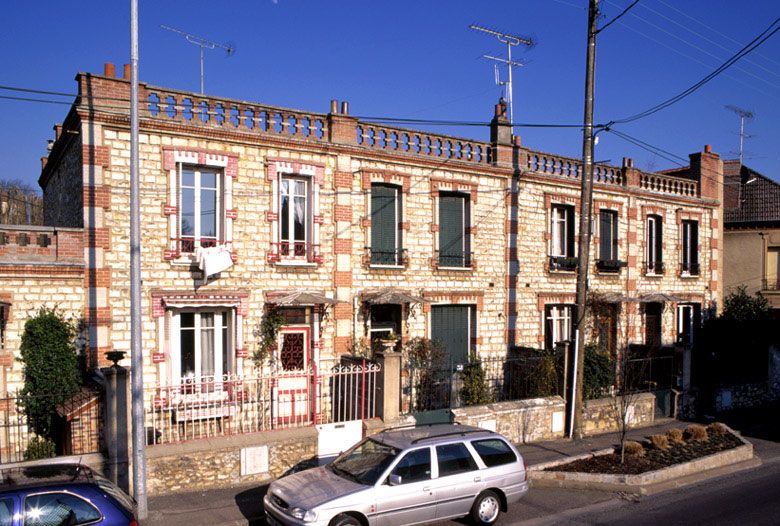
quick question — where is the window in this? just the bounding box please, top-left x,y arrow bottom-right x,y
390,448 -> 431,484
550,204 -> 576,271
24,492 -> 101,526
681,220 -> 699,275
597,209 -> 620,271
369,304 -> 401,351
438,192 -> 471,268
545,304 -> 573,351
173,309 -> 234,384
371,184 -> 403,265
436,443 -> 478,477
179,166 -> 222,253
767,247 -> 780,291
677,303 -> 700,346
645,215 -> 663,274
279,175 -> 311,259
644,302 -> 663,350
472,439 -> 517,467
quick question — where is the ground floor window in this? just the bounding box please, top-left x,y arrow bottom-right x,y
544,304 -> 573,351
676,303 -> 701,347
171,309 -> 234,384
369,304 -> 401,350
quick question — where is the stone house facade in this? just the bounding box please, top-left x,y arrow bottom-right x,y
4,64 -> 722,428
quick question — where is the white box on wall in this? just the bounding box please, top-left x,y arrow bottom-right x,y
241,445 -> 269,476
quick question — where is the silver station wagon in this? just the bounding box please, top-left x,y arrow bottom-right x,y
263,424 -> 529,526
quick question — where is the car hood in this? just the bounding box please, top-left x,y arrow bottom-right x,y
270,466 -> 366,510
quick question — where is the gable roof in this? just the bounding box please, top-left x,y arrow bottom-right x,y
723,160 -> 780,227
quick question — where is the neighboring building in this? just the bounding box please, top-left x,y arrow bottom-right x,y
1,64 -> 722,450
721,159 -> 780,316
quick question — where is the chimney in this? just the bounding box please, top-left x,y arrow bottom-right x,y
41,157 -> 48,171
704,144 -> 712,153
622,157 -> 634,168
47,140 -> 54,152
104,62 -> 116,78
54,124 -> 63,140
340,101 -> 349,115
123,64 -> 131,80
330,99 -> 338,114
490,97 -> 512,147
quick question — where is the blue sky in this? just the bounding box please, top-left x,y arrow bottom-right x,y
2,0 -> 779,191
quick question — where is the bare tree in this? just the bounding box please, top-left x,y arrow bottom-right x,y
0,180 -> 43,225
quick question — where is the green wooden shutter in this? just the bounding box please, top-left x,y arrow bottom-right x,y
371,185 -> 396,264
599,211 -> 610,260
439,194 -> 465,267
690,221 -> 698,267
655,217 -> 663,264
566,206 -> 576,258
431,305 -> 469,366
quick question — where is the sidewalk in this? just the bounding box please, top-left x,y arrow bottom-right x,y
144,419 -> 683,526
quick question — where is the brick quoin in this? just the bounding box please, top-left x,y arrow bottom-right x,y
334,239 -> 352,254
334,271 -> 352,288
82,144 -> 109,167
334,336 -> 352,355
87,268 -> 112,288
83,186 -> 111,209
333,204 -> 352,222
333,303 -> 352,320
334,171 -> 352,189
86,228 -> 111,250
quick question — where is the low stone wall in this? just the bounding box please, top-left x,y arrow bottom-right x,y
581,392 -> 656,436
145,427 -> 317,496
451,396 -> 567,443
715,381 -> 780,412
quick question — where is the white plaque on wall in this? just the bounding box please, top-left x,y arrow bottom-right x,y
241,445 -> 269,476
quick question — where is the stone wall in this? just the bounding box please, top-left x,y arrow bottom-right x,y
581,392 -> 656,436
41,132 -> 83,228
146,427 -> 317,496
451,396 -> 566,443
714,381 -> 780,412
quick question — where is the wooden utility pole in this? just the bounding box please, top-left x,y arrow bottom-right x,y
572,0 -> 599,439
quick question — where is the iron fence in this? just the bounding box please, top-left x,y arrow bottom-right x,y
145,361 -> 380,445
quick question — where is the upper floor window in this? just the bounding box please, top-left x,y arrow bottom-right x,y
545,304 -> 573,351
371,184 -> 403,266
597,209 -> 623,273
645,214 -> 663,275
279,175 -> 312,260
179,166 -> 222,253
681,220 -> 699,275
438,192 -> 471,268
550,204 -> 576,271
766,247 -> 780,291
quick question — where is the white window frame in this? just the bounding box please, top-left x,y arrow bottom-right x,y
546,304 -> 573,347
170,309 -> 235,385
681,220 -> 698,274
646,215 -> 662,273
278,175 -> 312,259
178,165 -> 223,251
599,209 -> 619,261
550,205 -> 571,258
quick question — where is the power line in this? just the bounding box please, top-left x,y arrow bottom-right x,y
611,16 -> 780,125
596,0 -> 640,34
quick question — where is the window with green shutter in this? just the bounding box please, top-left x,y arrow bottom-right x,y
371,184 -> 401,265
438,192 -> 470,268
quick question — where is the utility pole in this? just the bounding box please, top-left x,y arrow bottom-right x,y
130,0 -> 148,521
572,0 -> 599,439
469,25 -> 533,131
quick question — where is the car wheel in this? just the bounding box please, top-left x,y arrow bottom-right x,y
470,490 -> 501,525
331,513 -> 361,526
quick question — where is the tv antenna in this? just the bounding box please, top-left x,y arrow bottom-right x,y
470,24 -> 533,132
725,104 -> 755,165
161,25 -> 235,94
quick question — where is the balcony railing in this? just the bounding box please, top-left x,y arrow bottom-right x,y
176,236 -> 222,254
145,364 -> 380,445
595,259 -> 627,273
681,262 -> 700,276
644,260 -> 665,276
549,256 -> 578,272
435,250 -> 474,269
367,248 -> 407,267
268,242 -> 322,264
762,278 -> 780,291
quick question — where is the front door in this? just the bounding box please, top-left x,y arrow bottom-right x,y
644,303 -> 663,350
273,327 -> 312,426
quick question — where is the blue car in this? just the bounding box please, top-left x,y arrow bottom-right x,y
0,464 -> 136,526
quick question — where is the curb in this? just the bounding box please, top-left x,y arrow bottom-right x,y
528,425 -> 754,494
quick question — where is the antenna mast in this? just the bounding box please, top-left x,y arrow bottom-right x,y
725,104 -> 755,165
470,25 -> 533,132
161,25 -> 235,94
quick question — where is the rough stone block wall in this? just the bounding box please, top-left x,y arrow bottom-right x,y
715,381 -> 779,412
42,133 -> 84,228
581,392 -> 656,436
451,397 -> 566,444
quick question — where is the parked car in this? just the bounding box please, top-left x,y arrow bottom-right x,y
263,423 -> 528,526
0,463 -> 136,526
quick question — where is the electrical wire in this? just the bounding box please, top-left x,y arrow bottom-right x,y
597,0 -> 640,34
611,16 -> 780,125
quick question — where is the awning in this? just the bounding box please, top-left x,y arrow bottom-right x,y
265,290 -> 342,306
638,293 -> 687,303
361,288 -> 428,305
597,292 -> 639,303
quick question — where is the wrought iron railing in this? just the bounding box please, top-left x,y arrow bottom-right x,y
367,248 -> 407,267
549,256 -> 578,272
434,250 -> 474,269
644,260 -> 665,275
762,278 -> 780,291
268,242 -> 322,264
145,363 -> 380,445
681,262 -> 700,276
595,259 -> 627,273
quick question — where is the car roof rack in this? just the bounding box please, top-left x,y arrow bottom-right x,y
378,422 -> 457,434
410,428 -> 492,445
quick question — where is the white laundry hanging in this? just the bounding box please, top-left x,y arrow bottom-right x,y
195,244 -> 233,278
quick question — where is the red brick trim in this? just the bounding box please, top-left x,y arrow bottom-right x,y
361,170 -> 412,193
83,186 -> 111,209
162,146 -> 239,172
82,145 -> 109,167
709,280 -> 718,292
334,239 -> 352,254
163,204 -> 177,216
593,199 -> 624,215
422,291 -> 484,310
430,177 -> 478,203
334,271 -> 352,288
536,292 -> 576,311
710,238 -> 718,249
225,209 -> 238,220
334,205 -> 352,222
150,290 -> 250,318
675,209 -> 703,225
335,171 -> 353,189
641,205 -> 666,218
544,192 -> 581,210
266,158 -> 326,183
333,303 -> 352,320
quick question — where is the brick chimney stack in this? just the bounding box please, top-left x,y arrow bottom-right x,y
104,62 -> 116,78
490,98 -> 513,167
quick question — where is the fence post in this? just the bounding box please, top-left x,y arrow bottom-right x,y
102,365 -> 130,492
376,351 -> 402,424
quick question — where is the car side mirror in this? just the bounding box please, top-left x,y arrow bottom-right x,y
388,474 -> 402,486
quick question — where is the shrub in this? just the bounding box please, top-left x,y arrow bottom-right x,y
707,422 -> 728,436
684,424 -> 709,442
24,437 -> 56,460
459,352 -> 494,406
19,308 -> 82,441
648,434 -> 670,450
583,345 -> 615,400
665,428 -> 685,444
624,440 -> 645,457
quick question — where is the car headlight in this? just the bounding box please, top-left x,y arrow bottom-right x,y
289,507 -> 318,522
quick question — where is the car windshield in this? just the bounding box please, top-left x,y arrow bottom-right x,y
329,438 -> 400,485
